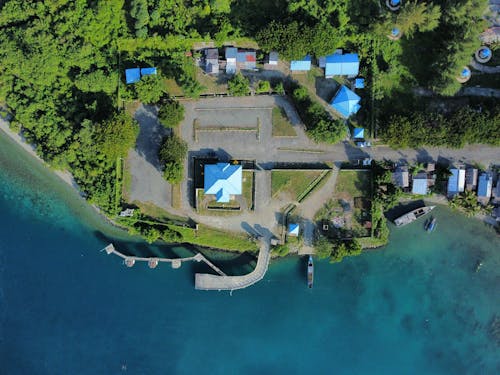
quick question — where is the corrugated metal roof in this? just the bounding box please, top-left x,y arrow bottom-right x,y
412,175 -> 428,195
290,55 -> 311,71
325,53 -> 359,76
477,173 -> 492,198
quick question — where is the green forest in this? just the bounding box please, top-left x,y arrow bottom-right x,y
0,0 -> 497,217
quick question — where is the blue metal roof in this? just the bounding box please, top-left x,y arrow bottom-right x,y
353,127 -> 364,139
325,53 -> 359,76
125,68 -> 141,84
448,169 -> 465,195
140,67 -> 157,76
412,178 -> 428,195
330,85 -> 361,118
355,78 -> 365,88
477,173 -> 492,197
204,163 -> 242,203
290,55 -> 311,71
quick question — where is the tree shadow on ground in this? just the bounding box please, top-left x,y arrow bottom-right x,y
134,104 -> 169,169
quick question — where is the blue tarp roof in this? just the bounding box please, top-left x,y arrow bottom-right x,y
125,68 -> 141,84
412,178 -> 428,195
353,127 -> 364,139
204,163 -> 242,203
477,173 -> 492,197
141,67 -> 157,76
330,85 -> 361,118
355,78 -> 365,88
290,55 -> 311,71
325,53 -> 359,76
288,223 -> 299,236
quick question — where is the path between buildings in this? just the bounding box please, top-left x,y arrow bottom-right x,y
470,60 -> 500,74
298,166 -> 340,255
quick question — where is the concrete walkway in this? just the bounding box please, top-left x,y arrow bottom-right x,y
195,236 -> 271,291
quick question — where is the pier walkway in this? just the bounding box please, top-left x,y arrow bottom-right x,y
195,238 -> 271,291
102,244 -> 226,276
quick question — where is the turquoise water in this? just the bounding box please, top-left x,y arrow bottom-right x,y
1,132 -> 499,374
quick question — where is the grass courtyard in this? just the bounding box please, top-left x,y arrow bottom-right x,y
272,107 -> 296,137
271,170 -> 329,202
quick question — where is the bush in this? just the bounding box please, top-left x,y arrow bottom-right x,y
228,73 -> 250,96
314,236 -> 332,259
158,135 -> 187,184
274,82 -> 285,95
158,100 -> 184,128
135,75 -> 165,104
255,80 -> 271,94
272,244 -> 290,257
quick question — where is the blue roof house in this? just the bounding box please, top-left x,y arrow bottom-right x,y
204,163 -> 242,203
290,55 -> 311,72
288,223 -> 300,237
447,168 -> 465,197
353,127 -> 364,139
325,53 -> 359,78
140,67 -> 157,76
477,173 -> 492,201
412,173 -> 428,195
125,68 -> 141,84
330,85 -> 361,118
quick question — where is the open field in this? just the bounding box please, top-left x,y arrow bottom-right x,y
242,171 -> 254,209
271,170 -> 325,201
272,107 -> 296,136
335,170 -> 372,198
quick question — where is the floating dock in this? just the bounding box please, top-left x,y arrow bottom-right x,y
102,244 -> 226,276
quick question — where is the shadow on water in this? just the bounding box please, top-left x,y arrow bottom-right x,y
384,199 -> 426,222
92,230 -> 261,278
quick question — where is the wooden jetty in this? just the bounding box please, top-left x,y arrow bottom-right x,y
194,238 -> 271,291
101,244 -> 226,276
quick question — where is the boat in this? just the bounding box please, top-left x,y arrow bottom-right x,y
425,217 -> 437,232
394,206 -> 435,227
307,256 -> 314,289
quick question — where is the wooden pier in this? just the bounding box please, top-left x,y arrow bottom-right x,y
102,244 -> 226,276
194,238 -> 271,291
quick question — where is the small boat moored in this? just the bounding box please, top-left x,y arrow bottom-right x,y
307,256 -> 314,289
425,217 -> 437,232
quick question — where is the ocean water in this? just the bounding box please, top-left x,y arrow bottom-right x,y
1,132 -> 499,375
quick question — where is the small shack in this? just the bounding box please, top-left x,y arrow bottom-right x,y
268,51 -> 278,65
205,48 -> 219,74
225,47 -> 237,74
237,50 -> 256,70
290,55 -> 312,72
448,168 -> 466,197
477,173 -> 492,203
288,223 -> 300,237
125,68 -> 141,84
352,127 -> 364,139
392,166 -> 409,189
465,168 -> 478,191
412,173 -> 428,195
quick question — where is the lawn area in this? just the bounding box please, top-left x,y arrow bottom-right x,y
168,224 -> 258,252
122,156 -> 132,202
132,201 -> 189,224
335,170 -> 372,198
196,68 -> 228,94
163,78 -> 184,96
272,107 -> 296,137
242,171 -> 254,209
271,170 -> 324,201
